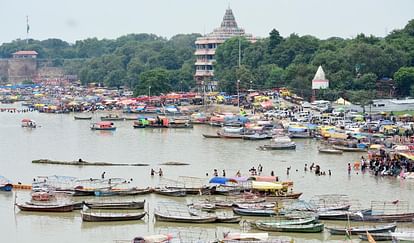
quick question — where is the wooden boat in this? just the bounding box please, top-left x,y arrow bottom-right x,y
124,117 -> 139,120
84,200 -> 145,210
269,192 -> 302,199
359,232 -> 394,241
73,188 -> 96,196
100,114 -> 124,121
317,210 -> 351,220
202,134 -> 221,138
188,206 -> 241,224
258,136 -> 296,150
233,207 -> 278,217
90,122 -> 116,131
117,187 -> 153,196
361,232 -> 414,241
133,123 -> 146,128
166,186 -> 208,195
332,145 -> 367,152
254,217 -> 318,228
94,189 -> 120,197
72,202 -> 84,210
318,148 -> 343,154
256,222 -> 324,233
351,212 -> 414,222
168,123 -> 193,128
21,118 -> 37,128
243,133 -> 269,140
216,215 -> 242,223
325,223 -> 397,235
16,203 -> 74,212
317,204 -> 351,212
218,132 -> 244,139
74,116 -> 92,120
154,210 -> 217,223
154,188 -> 186,197
0,176 -> 13,191
132,235 -> 173,243
25,201 -> 82,210
31,191 -> 55,201
259,143 -> 296,150
288,132 -> 313,139
222,233 -> 269,241
81,210 -> 146,222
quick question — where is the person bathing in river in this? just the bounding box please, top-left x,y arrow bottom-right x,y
315,165 -> 321,175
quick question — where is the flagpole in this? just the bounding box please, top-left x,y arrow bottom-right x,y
26,15 -> 29,44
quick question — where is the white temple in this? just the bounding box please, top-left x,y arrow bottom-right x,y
312,65 -> 329,89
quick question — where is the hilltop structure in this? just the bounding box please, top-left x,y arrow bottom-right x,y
194,8 -> 256,90
0,50 -> 38,84
311,65 -> 329,101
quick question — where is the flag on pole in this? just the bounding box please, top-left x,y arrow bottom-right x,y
26,15 -> 30,34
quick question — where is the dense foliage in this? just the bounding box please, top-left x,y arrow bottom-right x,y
0,34 -> 201,95
215,20 -> 414,103
1,19 -> 414,101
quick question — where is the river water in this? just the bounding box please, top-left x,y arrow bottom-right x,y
1,104 -> 414,243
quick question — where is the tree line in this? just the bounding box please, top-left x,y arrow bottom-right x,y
0,33 -> 201,95
215,20 -> 414,104
0,19 -> 413,102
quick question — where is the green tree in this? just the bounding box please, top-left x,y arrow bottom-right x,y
134,68 -> 171,96
394,67 -> 414,96
353,73 -> 377,90
268,28 -> 283,53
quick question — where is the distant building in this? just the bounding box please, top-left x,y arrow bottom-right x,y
194,8 -> 256,90
12,50 -> 38,59
311,66 -> 329,102
312,66 -> 329,90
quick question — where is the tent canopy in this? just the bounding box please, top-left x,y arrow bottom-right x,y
209,177 -> 237,184
334,97 -> 351,105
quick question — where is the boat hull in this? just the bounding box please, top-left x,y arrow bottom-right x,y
81,211 -> 146,222
326,223 -> 397,235
84,200 -> 145,210
154,211 -> 217,223
332,145 -> 367,152
16,203 -> 74,212
256,223 -> 324,233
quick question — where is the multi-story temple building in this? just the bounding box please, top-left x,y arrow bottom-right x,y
194,8 -> 256,90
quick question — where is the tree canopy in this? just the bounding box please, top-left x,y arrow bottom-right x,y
214,20 -> 414,100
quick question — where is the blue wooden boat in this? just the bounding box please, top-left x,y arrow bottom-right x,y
0,176 -> 13,191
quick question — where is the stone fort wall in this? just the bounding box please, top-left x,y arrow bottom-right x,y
0,58 -> 37,84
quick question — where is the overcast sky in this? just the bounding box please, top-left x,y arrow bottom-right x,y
1,0 -> 413,44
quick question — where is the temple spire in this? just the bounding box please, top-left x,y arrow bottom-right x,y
220,8 -> 238,28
